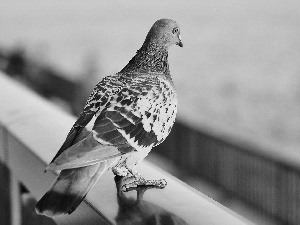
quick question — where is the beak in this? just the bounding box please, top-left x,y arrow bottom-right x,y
176,34 -> 183,47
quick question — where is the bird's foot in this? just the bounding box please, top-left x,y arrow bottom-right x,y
121,176 -> 167,192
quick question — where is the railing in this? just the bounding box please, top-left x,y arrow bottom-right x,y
156,114 -> 300,225
0,72 -> 250,224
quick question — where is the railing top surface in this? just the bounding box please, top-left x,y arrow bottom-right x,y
0,71 -> 251,225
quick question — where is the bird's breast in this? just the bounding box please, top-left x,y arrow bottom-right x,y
135,78 -> 178,145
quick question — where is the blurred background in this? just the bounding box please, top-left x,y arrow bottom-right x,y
1,0 -> 300,224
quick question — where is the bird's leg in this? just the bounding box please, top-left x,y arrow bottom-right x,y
122,168 -> 167,192
112,166 -> 129,177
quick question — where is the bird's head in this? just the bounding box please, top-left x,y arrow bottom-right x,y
143,18 -> 183,50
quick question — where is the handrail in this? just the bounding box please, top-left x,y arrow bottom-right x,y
0,71 -> 251,225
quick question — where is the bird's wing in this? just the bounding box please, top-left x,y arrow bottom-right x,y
48,74 -> 171,171
92,74 -> 164,153
48,74 -> 127,166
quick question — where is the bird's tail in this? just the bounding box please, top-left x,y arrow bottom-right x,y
35,162 -> 108,218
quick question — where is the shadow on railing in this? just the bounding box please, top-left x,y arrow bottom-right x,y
0,72 -> 250,225
114,176 -> 189,225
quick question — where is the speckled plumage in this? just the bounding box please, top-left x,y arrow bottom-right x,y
36,18 -> 182,218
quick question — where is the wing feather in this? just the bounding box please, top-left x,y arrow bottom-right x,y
48,73 -> 174,171
47,134 -> 123,171
49,74 -> 127,165
92,75 -> 163,152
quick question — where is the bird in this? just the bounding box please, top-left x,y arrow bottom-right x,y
35,18 -> 183,218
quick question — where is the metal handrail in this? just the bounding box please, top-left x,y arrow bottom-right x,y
0,71 -> 250,225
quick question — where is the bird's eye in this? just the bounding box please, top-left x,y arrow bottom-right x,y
172,28 -> 179,34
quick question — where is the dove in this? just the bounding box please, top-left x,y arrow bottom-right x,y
36,18 -> 183,218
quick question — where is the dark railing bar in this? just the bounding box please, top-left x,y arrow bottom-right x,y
175,119 -> 300,174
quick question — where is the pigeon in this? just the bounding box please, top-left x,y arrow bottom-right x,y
36,18 -> 183,218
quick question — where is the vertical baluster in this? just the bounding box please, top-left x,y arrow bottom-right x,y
10,172 -> 21,225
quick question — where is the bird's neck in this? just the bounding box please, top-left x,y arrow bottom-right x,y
121,43 -> 170,75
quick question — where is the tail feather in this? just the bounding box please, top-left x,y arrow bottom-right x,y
36,162 -> 108,217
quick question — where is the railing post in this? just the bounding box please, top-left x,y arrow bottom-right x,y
10,173 -> 21,225
1,125 -> 22,225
